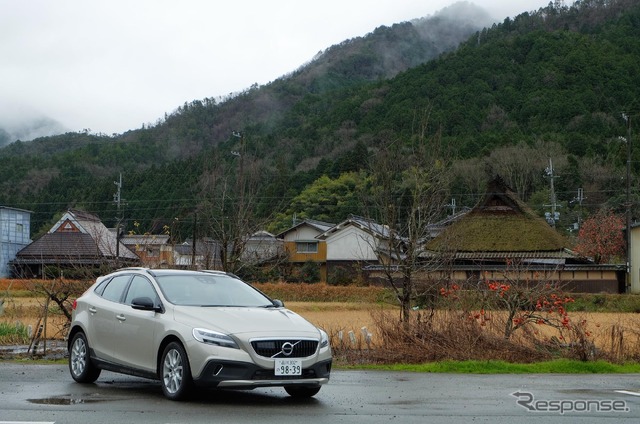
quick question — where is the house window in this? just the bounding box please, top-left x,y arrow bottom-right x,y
296,241 -> 318,253
16,223 -> 23,233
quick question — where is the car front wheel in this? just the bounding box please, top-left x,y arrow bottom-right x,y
285,386 -> 321,398
160,341 -> 193,401
69,331 -> 101,383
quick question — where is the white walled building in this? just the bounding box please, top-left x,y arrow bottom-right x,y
318,218 -> 386,262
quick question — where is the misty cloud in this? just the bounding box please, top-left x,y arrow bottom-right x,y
0,103 -> 67,144
0,0 -> 553,139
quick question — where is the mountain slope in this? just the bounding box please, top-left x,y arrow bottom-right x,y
1,0 -> 639,236
270,0 -> 640,160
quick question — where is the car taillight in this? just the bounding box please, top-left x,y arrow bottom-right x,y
72,299 -> 77,310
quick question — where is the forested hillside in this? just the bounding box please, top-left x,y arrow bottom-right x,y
0,0 -> 638,243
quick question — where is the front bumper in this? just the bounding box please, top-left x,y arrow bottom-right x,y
193,358 -> 332,389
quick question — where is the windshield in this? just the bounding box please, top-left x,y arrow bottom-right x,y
155,274 -> 273,307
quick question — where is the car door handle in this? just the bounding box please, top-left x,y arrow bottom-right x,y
116,314 -> 126,322
88,306 -> 97,314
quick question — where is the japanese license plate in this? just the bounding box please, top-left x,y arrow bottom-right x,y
275,359 -> 302,376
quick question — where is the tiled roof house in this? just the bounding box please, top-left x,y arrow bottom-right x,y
277,219 -> 335,282
11,209 -> 138,278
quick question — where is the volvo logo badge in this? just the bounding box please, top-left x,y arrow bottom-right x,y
281,342 -> 294,357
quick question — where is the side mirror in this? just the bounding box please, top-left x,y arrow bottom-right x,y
131,296 -> 162,312
272,299 -> 284,308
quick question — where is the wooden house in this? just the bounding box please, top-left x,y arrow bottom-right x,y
11,209 -> 139,278
120,234 -> 172,268
277,219 -> 334,282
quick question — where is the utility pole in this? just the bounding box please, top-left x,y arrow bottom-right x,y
445,198 -> 457,216
623,113 -> 632,292
544,158 -> 560,227
113,173 -> 123,211
230,131 -> 245,272
191,213 -> 197,269
571,188 -> 585,232
113,173 -> 124,264
232,131 -> 245,206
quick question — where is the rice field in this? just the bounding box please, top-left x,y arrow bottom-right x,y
2,295 -> 640,363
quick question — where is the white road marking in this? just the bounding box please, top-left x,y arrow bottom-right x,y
615,390 -> 640,397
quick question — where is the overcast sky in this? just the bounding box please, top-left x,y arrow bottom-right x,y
0,0 -> 554,138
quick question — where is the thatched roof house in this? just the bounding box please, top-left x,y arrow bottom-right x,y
430,177 -> 569,255
425,177 -> 624,293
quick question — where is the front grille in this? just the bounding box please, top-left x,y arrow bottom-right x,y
251,339 -> 319,358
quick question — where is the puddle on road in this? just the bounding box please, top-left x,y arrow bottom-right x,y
28,393 -> 108,405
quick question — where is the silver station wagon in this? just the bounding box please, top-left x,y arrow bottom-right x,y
67,268 -> 332,400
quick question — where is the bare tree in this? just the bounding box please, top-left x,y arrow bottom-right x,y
31,279 -> 91,324
363,116 -> 451,322
486,141 -> 565,202
451,157 -> 487,202
198,133 -> 278,275
457,260 -> 575,340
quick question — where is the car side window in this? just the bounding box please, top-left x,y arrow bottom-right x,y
101,275 -> 131,303
124,276 -> 158,306
94,279 -> 109,296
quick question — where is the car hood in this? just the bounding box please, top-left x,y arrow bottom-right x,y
172,306 -> 321,337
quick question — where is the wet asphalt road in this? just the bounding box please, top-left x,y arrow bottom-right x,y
1,362 -> 639,423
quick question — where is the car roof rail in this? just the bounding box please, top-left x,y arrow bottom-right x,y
202,269 -> 228,275
201,269 -> 239,278
116,267 -> 149,272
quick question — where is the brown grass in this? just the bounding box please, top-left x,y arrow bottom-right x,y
316,308 -> 640,364
1,278 -> 85,292
288,303 -> 640,364
0,296 -> 69,342
3,290 -> 640,364
254,282 -> 389,303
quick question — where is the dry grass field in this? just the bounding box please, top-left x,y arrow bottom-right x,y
2,275 -> 640,363
0,297 -> 390,342
291,303 -> 640,364
0,297 -> 638,341
287,301 -> 389,330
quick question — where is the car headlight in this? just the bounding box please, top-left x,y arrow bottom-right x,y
319,328 -> 329,348
192,328 -> 239,349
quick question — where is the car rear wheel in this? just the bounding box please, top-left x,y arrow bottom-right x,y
160,341 -> 193,401
285,386 -> 321,398
69,331 -> 101,383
